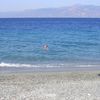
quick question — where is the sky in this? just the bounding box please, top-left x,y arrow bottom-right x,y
0,0 -> 100,12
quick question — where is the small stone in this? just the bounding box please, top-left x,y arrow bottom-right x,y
88,93 -> 91,96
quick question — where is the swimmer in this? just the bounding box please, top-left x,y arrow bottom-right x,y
43,44 -> 48,50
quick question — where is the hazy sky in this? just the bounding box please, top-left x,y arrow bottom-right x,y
0,0 -> 100,12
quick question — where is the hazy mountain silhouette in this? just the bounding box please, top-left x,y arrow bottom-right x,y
0,4 -> 100,18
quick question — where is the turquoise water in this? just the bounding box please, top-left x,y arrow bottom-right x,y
0,18 -> 100,68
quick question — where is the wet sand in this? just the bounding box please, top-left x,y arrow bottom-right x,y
0,71 -> 100,100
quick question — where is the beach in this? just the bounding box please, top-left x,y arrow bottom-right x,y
0,71 -> 100,100
0,18 -> 100,100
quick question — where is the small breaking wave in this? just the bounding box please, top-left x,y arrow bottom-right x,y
0,62 -> 34,67
0,62 -> 100,68
0,62 -> 59,68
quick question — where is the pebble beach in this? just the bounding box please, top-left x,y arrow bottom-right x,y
0,71 -> 100,100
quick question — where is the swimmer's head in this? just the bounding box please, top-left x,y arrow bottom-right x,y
43,44 -> 48,50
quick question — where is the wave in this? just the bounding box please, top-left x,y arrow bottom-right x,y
0,62 -> 59,68
0,62 -> 100,68
0,62 -> 34,67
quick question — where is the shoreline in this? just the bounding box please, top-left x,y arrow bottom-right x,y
0,66 -> 100,73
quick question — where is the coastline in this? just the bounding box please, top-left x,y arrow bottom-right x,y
0,65 -> 100,73
0,17 -> 100,99
0,70 -> 100,100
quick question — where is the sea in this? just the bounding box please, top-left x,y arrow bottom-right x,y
0,18 -> 100,72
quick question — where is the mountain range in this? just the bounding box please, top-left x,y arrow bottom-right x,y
0,5 -> 100,18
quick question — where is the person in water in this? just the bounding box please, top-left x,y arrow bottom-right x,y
43,44 -> 48,50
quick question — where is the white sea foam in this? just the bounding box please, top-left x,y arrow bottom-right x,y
0,62 -> 57,68
0,62 -> 99,68
0,62 -> 35,67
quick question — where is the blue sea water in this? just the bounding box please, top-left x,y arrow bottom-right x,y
0,18 -> 100,69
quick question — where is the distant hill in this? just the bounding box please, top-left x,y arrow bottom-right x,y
0,5 -> 100,18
